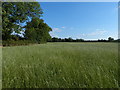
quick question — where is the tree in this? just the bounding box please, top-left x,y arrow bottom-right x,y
52,37 -> 59,42
108,37 -> 114,42
68,37 -> 73,42
76,39 -> 84,42
24,17 -> 52,43
2,2 -> 43,40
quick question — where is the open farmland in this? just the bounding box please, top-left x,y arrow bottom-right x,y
2,42 -> 118,88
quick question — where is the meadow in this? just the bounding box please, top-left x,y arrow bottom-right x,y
2,42 -> 118,88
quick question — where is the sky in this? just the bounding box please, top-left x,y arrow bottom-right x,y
40,2 -> 118,40
4,0 -> 119,2
37,0 -> 119,2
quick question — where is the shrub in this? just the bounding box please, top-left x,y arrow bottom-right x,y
2,40 -> 36,47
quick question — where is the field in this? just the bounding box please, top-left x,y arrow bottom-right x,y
2,42 -> 118,88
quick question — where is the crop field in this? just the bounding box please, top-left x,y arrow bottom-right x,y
2,42 -> 118,88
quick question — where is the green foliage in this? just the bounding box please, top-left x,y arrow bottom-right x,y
2,2 -> 43,40
108,37 -> 114,42
76,39 -> 84,42
24,17 -> 52,43
51,37 -> 59,42
2,43 -> 118,88
2,40 -> 35,46
50,37 -> 85,42
50,37 -> 118,42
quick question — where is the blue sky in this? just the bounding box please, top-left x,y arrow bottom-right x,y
40,2 -> 118,40
37,0 -> 119,2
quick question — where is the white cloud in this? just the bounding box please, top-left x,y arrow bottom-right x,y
53,28 -> 59,31
76,29 -> 108,39
49,32 -> 59,37
49,27 -> 63,37
87,29 -> 107,36
80,29 -> 107,37
61,26 -> 66,29
52,28 -> 62,32
108,31 -> 118,39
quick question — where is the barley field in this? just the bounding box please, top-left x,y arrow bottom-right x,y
2,42 -> 118,88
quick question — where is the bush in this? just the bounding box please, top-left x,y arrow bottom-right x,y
2,40 -> 36,46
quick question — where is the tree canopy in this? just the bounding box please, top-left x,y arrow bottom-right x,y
24,17 -> 52,43
2,2 -> 43,40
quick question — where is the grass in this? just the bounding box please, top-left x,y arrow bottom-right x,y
2,42 -> 118,88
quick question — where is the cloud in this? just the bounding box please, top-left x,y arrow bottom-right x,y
52,28 -> 62,32
76,29 -> 108,39
49,32 -> 59,37
53,28 -> 59,30
87,29 -> 107,36
108,31 -> 118,39
61,26 -> 66,29
49,27 -> 62,37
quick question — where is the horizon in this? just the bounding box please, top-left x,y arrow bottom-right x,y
50,36 -> 118,41
40,2 -> 118,40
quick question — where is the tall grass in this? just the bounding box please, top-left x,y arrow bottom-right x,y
2,42 -> 118,88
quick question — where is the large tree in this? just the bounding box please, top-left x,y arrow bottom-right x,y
24,17 -> 52,43
2,2 -> 43,40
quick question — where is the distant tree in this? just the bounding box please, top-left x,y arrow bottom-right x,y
52,37 -> 59,42
58,38 -> 62,42
61,38 -> 65,42
108,37 -> 114,42
64,38 -> 69,42
76,39 -> 84,42
68,37 -> 73,42
98,39 -> 107,42
50,37 -> 85,42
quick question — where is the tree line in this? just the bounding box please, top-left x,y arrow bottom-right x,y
48,37 -> 119,42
